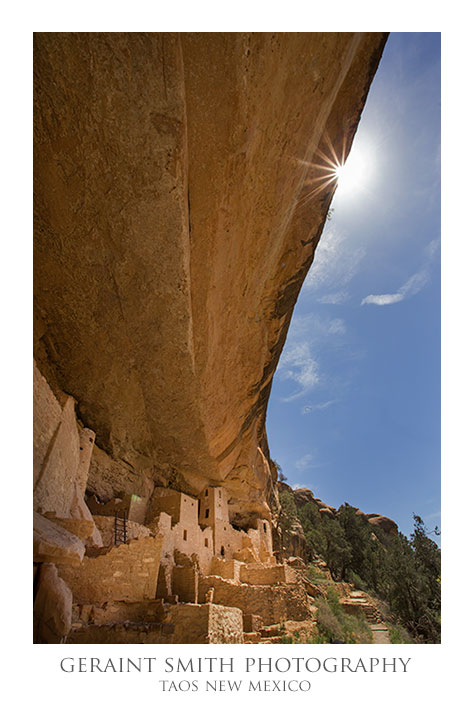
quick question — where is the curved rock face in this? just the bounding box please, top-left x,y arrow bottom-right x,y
366,514 -> 398,536
34,32 -> 387,521
293,488 -> 317,509
294,487 -> 337,517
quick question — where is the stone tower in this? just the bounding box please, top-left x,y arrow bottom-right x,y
198,487 -> 238,558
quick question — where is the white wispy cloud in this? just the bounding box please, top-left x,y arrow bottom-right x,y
288,313 -> 346,340
278,342 -> 320,402
318,291 -> 350,305
426,238 -> 440,258
278,313 -> 347,402
361,238 -> 439,306
302,400 -> 336,414
295,454 -> 314,471
424,510 -> 441,522
327,318 -> 346,335
305,225 -> 366,303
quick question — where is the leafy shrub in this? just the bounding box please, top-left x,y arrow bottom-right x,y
278,490 -> 299,551
347,569 -> 369,591
312,588 -> 373,644
313,597 -> 344,643
388,625 -> 412,644
306,564 -> 332,585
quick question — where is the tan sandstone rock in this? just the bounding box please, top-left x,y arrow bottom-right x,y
366,514 -> 398,536
33,562 -> 73,643
293,487 -> 318,509
34,512 -> 85,565
43,513 -> 95,541
293,487 -> 337,517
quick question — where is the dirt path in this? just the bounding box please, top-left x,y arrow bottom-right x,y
370,624 -> 391,644
343,590 -> 392,644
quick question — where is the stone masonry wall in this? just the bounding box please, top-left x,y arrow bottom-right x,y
145,489 -> 182,525
167,603 -> 243,644
240,564 -> 297,585
147,490 -> 214,574
58,535 -> 163,604
172,565 -> 199,604
247,519 -> 273,561
93,515 -> 152,548
66,603 -> 243,644
198,575 -> 311,625
87,493 -> 148,525
210,557 -> 242,581
72,600 -> 166,627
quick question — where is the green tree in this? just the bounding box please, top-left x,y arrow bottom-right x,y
274,461 -> 288,482
385,533 -> 422,629
313,519 -> 352,580
278,490 -> 298,551
364,535 -> 388,593
337,504 -> 372,581
410,515 -> 441,641
298,502 -> 321,560
384,515 -> 441,643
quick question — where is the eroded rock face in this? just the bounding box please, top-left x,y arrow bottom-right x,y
34,32 -> 387,519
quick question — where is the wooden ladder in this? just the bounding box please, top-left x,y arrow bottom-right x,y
114,510 -> 127,545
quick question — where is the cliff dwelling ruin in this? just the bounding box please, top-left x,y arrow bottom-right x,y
33,31 -> 389,644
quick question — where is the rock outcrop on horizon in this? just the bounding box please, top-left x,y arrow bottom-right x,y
366,513 -> 398,537
291,485 -> 398,538
34,32 -> 387,524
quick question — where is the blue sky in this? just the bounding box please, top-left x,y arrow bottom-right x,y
266,33 -> 441,541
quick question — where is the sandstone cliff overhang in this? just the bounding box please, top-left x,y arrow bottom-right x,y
34,32 -> 388,519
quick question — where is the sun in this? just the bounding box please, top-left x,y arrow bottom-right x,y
333,145 -> 371,198
295,136 -> 372,208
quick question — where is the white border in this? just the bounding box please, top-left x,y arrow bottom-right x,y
3,4 -> 471,702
